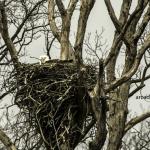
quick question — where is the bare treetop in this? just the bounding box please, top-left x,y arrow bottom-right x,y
0,0 -> 150,150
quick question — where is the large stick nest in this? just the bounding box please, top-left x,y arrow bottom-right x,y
15,60 -> 96,148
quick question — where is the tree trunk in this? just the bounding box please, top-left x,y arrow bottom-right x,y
107,44 -> 136,149
60,16 -> 70,60
107,83 -> 129,150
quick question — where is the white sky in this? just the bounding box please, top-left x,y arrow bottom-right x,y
0,2 -> 149,150
25,1 -> 150,115
1,0 -> 150,125
27,0 -> 117,61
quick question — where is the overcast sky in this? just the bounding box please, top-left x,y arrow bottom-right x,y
14,1 -> 150,115
27,1 -> 118,61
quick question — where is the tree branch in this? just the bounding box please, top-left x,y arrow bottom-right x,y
104,0 -> 121,31
11,0 -> 46,41
55,0 -> 66,16
125,112 -> 150,134
0,86 -> 16,100
131,75 -> 150,83
0,2 -> 20,70
104,0 -> 132,68
133,5 -> 150,42
0,128 -> 17,150
48,0 -> 76,61
89,59 -> 107,149
74,0 -> 95,63
67,0 -> 78,16
48,0 -> 61,41
81,119 -> 96,140
106,34 -> 150,92
129,62 -> 150,97
119,0 -> 132,24
129,84 -> 145,97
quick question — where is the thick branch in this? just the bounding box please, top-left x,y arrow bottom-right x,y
119,0 -> 132,24
125,112 -> 150,134
48,0 -> 60,41
105,0 -> 132,29
59,0 -> 79,61
129,84 -> 145,97
0,128 -> 17,150
133,5 -> 150,42
67,0 -> 78,16
89,59 -> 107,149
0,2 -> 20,70
104,1 -> 132,68
104,0 -> 121,31
48,0 -> 76,61
125,0 -> 148,40
106,34 -> 150,92
74,0 -> 95,63
55,0 -> 66,16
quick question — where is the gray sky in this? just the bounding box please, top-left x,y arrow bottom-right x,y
27,1 -> 117,61
11,1 -> 150,116
0,3 -> 149,149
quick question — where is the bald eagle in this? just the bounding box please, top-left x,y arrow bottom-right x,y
39,55 -> 49,65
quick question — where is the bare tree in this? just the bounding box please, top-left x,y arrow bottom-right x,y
0,0 -> 150,150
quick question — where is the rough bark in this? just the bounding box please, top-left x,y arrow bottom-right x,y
105,1 -> 150,150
